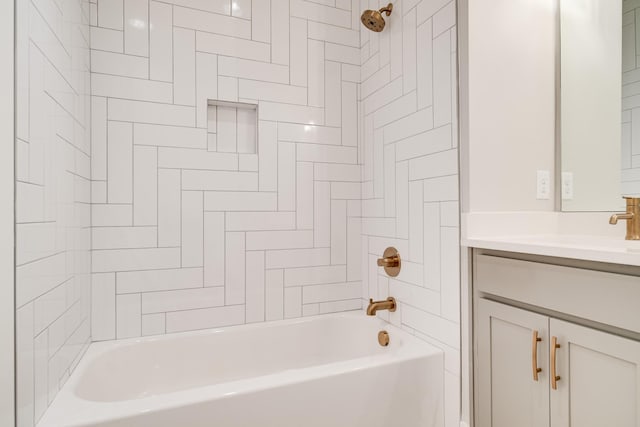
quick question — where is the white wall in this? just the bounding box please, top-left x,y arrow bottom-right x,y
1,0 -> 15,425
14,0 -> 92,425
89,0 -> 364,339
464,0 -> 557,212
359,0 -> 461,425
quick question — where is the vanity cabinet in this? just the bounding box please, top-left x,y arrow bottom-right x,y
477,299 -> 640,427
473,251 -> 640,427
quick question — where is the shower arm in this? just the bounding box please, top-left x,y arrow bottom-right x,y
379,4 -> 393,16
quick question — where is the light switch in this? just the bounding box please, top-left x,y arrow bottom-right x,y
561,172 -> 574,200
536,170 -> 551,200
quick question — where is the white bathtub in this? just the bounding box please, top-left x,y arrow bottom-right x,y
39,312 -> 444,427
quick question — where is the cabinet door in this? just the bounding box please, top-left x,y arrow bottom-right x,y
550,319 -> 640,427
477,299 -> 550,427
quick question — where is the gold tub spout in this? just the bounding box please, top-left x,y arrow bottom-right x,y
366,297 -> 397,316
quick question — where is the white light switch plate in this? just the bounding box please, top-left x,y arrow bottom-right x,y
561,172 -> 574,200
536,170 -> 551,200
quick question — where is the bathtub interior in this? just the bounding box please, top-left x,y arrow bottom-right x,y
74,314 -> 405,402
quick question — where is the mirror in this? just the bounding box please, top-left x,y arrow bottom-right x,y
559,0 -> 640,211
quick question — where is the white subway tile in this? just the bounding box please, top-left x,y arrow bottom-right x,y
216,106 -> 237,152
227,212 -> 296,231
259,101 -> 324,124
218,57 -> 288,84
408,180 -> 424,262
297,144 -> 357,163
291,0 -> 351,28
239,79 -> 307,105
173,6 -> 251,39
158,169 -> 181,246
314,181 -> 331,247
91,26 -> 124,52
266,248 -> 330,269
278,123 -> 341,145
245,251 -> 265,323
91,273 -> 116,341
107,121 -> 133,203
204,191 -> 278,211
396,161 -> 409,239
92,204 -> 132,227
384,144 -> 396,217
196,53 -> 218,128
396,124 -> 451,161
166,305 -> 245,333
423,175 -> 459,202
303,282 -> 360,304
181,191 -> 204,267
108,98 -> 196,127
141,313 -> 165,336
284,287 -> 302,318
278,142 -> 296,211
258,120 -> 278,191
117,267 -> 203,293
325,61 -> 342,127
290,17 -> 308,86
204,212 -> 225,286
308,39 -> 325,107
433,1 -> 455,37
314,163 -> 361,181
116,293 -> 141,339
246,230 -> 314,250
149,1 -> 173,82
133,146 -> 158,226
266,269 -> 284,320
93,248 -> 181,273
423,202 -> 441,290
141,287 -> 224,313
173,28 -> 196,106
342,82 -> 358,146
135,124 -> 206,149
98,0 -> 123,30
284,265 -> 346,286
196,31 -> 270,62
271,0 -> 290,65
346,217 -> 361,281
123,0 -> 148,56
409,149 -> 458,181
91,50 -> 148,79
225,232 -> 246,305
390,279 -> 440,314
331,200 -> 347,264
252,0 -> 271,42
309,21 -> 359,48
417,19 -> 433,109
402,8 -> 417,94
181,170 -> 258,191
297,162 -> 314,229
92,226 -> 156,249
433,30 -> 452,127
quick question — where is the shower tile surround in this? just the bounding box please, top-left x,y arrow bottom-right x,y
15,0 -> 460,425
14,0 -> 92,424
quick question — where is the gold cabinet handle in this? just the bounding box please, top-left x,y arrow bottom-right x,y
532,330 -> 542,381
551,336 -> 561,390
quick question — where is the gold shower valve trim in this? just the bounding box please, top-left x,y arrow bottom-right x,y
377,247 -> 401,277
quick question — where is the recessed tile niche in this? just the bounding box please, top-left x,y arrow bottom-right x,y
207,100 -> 257,154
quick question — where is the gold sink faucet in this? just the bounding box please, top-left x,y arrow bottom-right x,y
609,197 -> 640,240
366,297 -> 397,316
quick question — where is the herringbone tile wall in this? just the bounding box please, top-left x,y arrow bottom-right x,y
89,0 -> 365,339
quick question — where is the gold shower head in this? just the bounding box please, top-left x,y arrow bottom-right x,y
361,3 -> 393,32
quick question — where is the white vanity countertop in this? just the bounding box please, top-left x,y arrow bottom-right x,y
462,212 -> 640,267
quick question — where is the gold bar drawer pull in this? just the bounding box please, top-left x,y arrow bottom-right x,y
532,330 -> 542,381
551,336 -> 561,390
